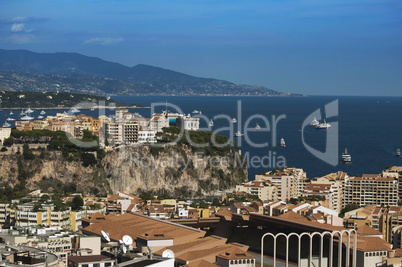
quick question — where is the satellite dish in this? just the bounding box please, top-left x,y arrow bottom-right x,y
119,240 -> 124,245
121,246 -> 127,254
122,235 -> 133,245
101,230 -> 110,242
162,249 -> 175,259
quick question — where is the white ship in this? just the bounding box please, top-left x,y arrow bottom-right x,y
192,110 -> 199,114
19,110 -> 26,116
2,122 -> 11,128
310,117 -> 319,126
397,149 -> 401,157
341,148 -> 352,164
231,118 -> 237,123
40,110 -> 46,115
254,123 -> 261,131
37,115 -> 44,119
209,119 -> 214,127
25,107 -> 34,113
6,117 -> 15,121
71,108 -> 80,113
280,138 -> 286,147
21,115 -> 34,121
9,111 -> 13,115
235,131 -> 243,137
315,120 -> 331,129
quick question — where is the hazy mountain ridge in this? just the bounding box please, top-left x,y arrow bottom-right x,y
0,49 -> 300,96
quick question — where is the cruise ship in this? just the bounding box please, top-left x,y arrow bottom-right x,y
341,148 -> 352,164
234,131 -> 243,137
209,119 -> 214,127
397,149 -> 401,157
315,120 -> 331,129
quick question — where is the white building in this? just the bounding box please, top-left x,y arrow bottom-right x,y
176,114 -> 200,131
138,130 -> 156,143
0,126 -> 11,145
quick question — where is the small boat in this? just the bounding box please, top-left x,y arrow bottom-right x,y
90,108 -> 95,111
37,115 -> 44,119
310,117 -> 319,126
71,108 -> 80,113
25,107 -> 34,113
315,120 -> 331,129
40,110 -> 46,115
397,149 -> 401,157
341,148 -> 352,164
209,119 -> 214,127
199,111 -> 202,115
19,110 -> 26,116
2,122 -> 11,128
9,111 -> 13,115
21,115 -> 34,121
6,117 -> 15,121
280,138 -> 286,147
235,131 -> 243,137
231,118 -> 237,123
192,110 -> 199,114
254,123 -> 261,131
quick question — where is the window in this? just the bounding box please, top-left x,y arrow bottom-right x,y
82,265 -> 88,267
93,264 -> 100,267
105,263 -> 112,267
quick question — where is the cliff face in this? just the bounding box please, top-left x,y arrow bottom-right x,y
102,145 -> 247,196
0,144 -> 247,197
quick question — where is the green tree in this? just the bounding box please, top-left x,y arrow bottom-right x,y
3,137 -> 14,147
339,203 -> 360,218
70,195 -> 84,211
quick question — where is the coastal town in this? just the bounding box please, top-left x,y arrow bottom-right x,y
0,107 -> 401,266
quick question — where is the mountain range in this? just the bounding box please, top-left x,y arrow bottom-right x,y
0,49 -> 300,96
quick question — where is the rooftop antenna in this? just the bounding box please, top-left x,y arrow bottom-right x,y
147,246 -> 153,260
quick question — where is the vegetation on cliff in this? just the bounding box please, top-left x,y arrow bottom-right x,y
0,128 -> 247,199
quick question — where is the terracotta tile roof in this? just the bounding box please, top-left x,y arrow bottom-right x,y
68,255 -> 112,263
82,213 -> 205,245
278,211 -> 308,222
154,236 -> 227,257
176,243 -> 248,263
82,212 -> 106,223
216,248 -> 255,260
183,259 -> 217,267
350,236 -> 392,252
357,225 -> 383,236
394,248 -> 402,257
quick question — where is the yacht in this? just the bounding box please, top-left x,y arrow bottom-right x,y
6,117 -> 15,121
235,131 -> 243,137
37,115 -> 44,119
254,123 -> 261,131
21,115 -> 34,121
315,120 -> 331,129
2,122 -> 11,128
192,110 -> 199,114
26,107 -> 34,113
280,138 -> 286,147
310,117 -> 319,126
341,148 -> 352,164
40,110 -> 46,115
397,149 -> 401,157
231,118 -> 237,123
209,119 -> 214,127
199,111 -> 202,115
71,108 -> 80,113
90,108 -> 95,111
9,111 -> 13,115
19,110 -> 26,116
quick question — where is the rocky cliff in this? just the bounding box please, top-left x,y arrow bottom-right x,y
0,144 -> 247,197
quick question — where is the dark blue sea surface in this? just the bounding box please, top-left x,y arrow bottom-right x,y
2,96 -> 402,179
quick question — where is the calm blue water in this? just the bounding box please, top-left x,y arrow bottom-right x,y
2,95 -> 402,179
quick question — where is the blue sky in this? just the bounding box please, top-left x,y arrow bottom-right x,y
0,0 -> 401,96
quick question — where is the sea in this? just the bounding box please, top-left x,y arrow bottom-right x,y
2,95 -> 402,180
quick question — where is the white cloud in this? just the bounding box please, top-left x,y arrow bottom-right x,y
11,16 -> 27,22
83,37 -> 123,45
11,23 -> 25,32
10,23 -> 34,33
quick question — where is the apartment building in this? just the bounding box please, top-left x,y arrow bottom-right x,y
306,177 -> 342,213
236,180 -> 278,201
344,174 -> 398,207
176,114 -> 200,131
123,121 -> 139,144
0,126 -> 11,145
256,168 -> 306,201
138,130 -> 156,143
